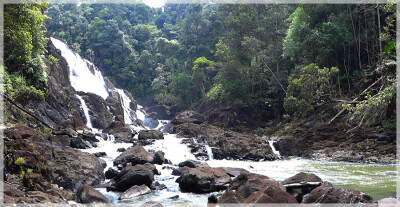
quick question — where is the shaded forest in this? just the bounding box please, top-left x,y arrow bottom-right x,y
4,3 -> 396,130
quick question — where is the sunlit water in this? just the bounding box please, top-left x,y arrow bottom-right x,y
53,36 -> 397,205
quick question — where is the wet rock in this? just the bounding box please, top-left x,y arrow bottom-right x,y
221,167 -> 249,177
178,160 -> 209,168
171,110 -> 204,125
302,185 -> 376,203
114,145 -> 154,167
52,147 -> 105,192
242,186 -> 298,204
143,163 -> 160,175
218,172 -> 287,203
99,158 -> 107,169
103,121 -> 135,142
150,181 -> 167,191
160,122 -> 174,134
139,130 -> 164,140
94,152 -> 107,157
119,184 -> 151,200
107,164 -> 155,192
117,148 -> 126,152
70,137 -> 90,149
140,201 -> 164,207
168,195 -> 179,200
282,172 -> 323,203
77,92 -> 113,129
153,151 -> 165,165
176,166 -> 231,193
78,184 -> 110,203
80,132 -> 99,143
105,168 -> 119,179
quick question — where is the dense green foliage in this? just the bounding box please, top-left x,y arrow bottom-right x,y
45,3 -> 396,126
4,4 -> 49,105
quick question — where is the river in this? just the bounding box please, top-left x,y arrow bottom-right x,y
51,37 -> 397,206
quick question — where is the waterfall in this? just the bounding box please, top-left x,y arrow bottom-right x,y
115,89 -> 134,125
51,37 -> 109,99
76,95 -> 93,129
205,145 -> 214,161
268,140 -> 280,156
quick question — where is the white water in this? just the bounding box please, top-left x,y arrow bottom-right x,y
205,145 -> 213,161
268,140 -> 280,156
51,37 -> 109,99
76,95 -> 93,129
115,89 -> 134,125
53,36 -> 396,206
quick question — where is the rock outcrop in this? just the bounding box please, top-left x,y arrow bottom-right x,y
119,184 -> 151,200
139,130 -> 164,140
218,172 -> 293,203
106,164 -> 155,192
113,146 -> 154,167
176,166 -> 231,193
78,184 -> 110,203
171,110 -> 204,125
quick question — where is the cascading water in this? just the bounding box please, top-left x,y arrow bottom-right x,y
268,140 -> 280,156
115,89 -> 134,125
205,145 -> 213,161
51,37 -> 109,99
76,94 -> 93,129
52,37 -> 396,205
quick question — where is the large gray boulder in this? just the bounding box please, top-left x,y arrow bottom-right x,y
176,166 -> 231,193
114,145 -> 154,167
171,110 -> 204,125
106,164 -> 155,192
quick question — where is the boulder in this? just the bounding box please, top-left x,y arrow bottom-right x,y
99,158 -> 107,169
282,172 -> 322,185
107,164 -> 155,192
218,173 -> 287,203
52,147 -> 105,192
78,184 -> 110,203
171,110 -> 204,125
176,166 -> 231,193
282,172 -> 323,203
221,167 -> 249,177
282,172 -> 322,203
119,184 -> 151,200
178,160 -> 209,168
143,163 -> 160,175
242,186 -> 298,204
103,121 -> 135,143
114,145 -> 154,167
140,201 -> 164,207
93,152 -> 107,157
275,137 -> 302,156
153,151 -> 165,165
70,137 -> 90,149
105,168 -> 118,179
139,130 -> 164,140
302,185 -> 376,203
